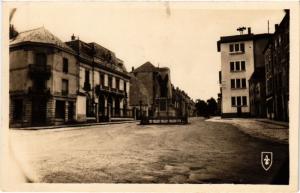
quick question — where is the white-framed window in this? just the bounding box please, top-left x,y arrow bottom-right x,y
231,96 -> 247,107
231,78 -> 247,89
229,43 -> 245,53
230,61 -> 246,72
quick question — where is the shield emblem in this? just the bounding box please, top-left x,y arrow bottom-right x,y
261,152 -> 273,171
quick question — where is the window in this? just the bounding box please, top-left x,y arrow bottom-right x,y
235,61 -> 240,71
230,62 -> 234,71
240,43 -> 245,52
100,73 -> 105,87
62,79 -> 69,95
237,96 -> 241,106
229,43 -> 245,53
63,58 -> 68,73
85,70 -> 90,83
124,81 -> 127,92
116,78 -> 120,90
242,78 -> 246,88
235,44 -> 240,52
229,44 -> 234,52
231,79 -> 235,88
55,100 -> 65,119
241,61 -> 246,71
231,97 -> 236,106
236,79 -> 241,88
36,53 -> 47,65
13,99 -> 23,120
242,96 -> 247,106
231,78 -> 246,89
108,76 -> 112,88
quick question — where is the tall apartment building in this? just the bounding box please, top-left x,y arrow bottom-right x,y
217,28 -> 271,117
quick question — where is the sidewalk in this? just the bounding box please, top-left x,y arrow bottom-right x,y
10,120 -> 137,130
206,117 -> 289,144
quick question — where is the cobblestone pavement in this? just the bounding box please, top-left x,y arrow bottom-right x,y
10,117 -> 288,184
206,117 -> 289,144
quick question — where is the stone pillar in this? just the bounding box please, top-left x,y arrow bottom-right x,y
112,97 -> 115,117
120,98 -> 124,117
104,97 -> 108,116
95,102 -> 99,122
65,101 -> 69,123
46,98 -> 55,125
23,98 -> 32,127
108,103 -> 111,121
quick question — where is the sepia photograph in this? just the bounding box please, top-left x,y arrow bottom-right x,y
1,1 -> 299,192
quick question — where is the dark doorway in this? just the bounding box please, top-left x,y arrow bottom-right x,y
237,106 -> 242,117
32,97 -> 47,125
115,97 -> 120,117
68,102 -> 74,122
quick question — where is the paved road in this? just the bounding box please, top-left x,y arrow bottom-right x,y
10,117 -> 289,184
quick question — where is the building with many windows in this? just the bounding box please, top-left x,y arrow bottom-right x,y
263,10 -> 289,122
217,28 -> 271,117
9,27 -> 131,127
66,37 -> 131,122
9,27 -> 78,127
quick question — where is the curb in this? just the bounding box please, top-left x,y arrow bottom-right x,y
10,120 -> 138,130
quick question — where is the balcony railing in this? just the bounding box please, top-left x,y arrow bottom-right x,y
95,84 -> 126,96
28,64 -> 51,80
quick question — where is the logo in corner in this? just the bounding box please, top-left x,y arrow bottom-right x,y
261,152 -> 273,171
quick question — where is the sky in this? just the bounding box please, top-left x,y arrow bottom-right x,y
9,2 -> 286,101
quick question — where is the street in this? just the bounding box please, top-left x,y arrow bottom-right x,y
10,117 -> 289,184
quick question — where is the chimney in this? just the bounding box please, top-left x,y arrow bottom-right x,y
275,24 -> 279,31
132,67 -> 135,72
71,34 -> 76,40
247,27 -> 251,35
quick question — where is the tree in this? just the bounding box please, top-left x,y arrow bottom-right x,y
207,97 -> 218,116
195,99 -> 208,117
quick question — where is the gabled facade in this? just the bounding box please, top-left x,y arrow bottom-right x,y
130,62 -> 194,118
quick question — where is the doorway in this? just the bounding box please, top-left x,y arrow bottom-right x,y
32,97 -> 47,125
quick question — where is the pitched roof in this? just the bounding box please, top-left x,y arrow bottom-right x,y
133,61 -> 156,73
10,27 -> 74,52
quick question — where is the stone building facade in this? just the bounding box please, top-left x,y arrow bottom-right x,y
9,27 -> 78,127
9,27 -> 131,127
130,62 -> 195,119
217,28 -> 271,118
66,38 -> 131,122
249,67 -> 267,117
263,10 -> 289,122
